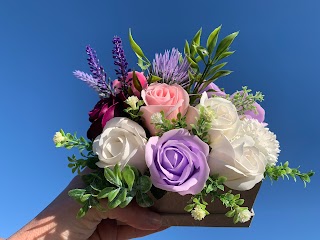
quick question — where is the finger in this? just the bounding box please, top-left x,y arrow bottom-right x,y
88,219 -> 118,240
107,202 -> 163,230
117,225 -> 169,240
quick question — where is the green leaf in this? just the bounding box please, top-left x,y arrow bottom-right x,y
86,157 -> 99,170
97,187 -> 115,199
215,31 -> 239,60
225,209 -> 236,218
150,74 -> 162,83
184,40 -> 190,55
206,62 -> 227,77
196,46 -> 208,61
114,164 -> 122,182
150,185 -> 167,200
136,191 -> 154,208
76,203 -> 89,219
104,168 -> 121,187
217,185 -> 225,191
209,70 -> 232,81
132,70 -> 142,92
184,204 -> 195,212
216,51 -> 235,61
107,188 -> 121,202
80,194 -> 91,202
206,25 -> 221,55
68,189 -> 86,201
119,196 -> 134,208
235,199 -> 245,205
137,176 -> 152,193
108,188 -> 128,209
192,28 -> 202,47
129,29 -> 145,58
186,56 -> 198,69
122,166 -> 135,191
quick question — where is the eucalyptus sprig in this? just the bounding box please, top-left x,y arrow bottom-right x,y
69,164 -> 154,218
264,162 -> 315,187
185,26 -> 238,104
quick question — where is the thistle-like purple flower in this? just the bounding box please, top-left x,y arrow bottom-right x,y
74,46 -> 114,98
112,36 -> 129,89
152,48 -> 190,87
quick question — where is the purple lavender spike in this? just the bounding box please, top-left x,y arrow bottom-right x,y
73,70 -> 99,91
112,36 -> 129,88
84,45 -> 113,98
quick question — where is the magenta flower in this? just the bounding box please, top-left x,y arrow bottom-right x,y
145,129 -> 210,195
87,95 -> 124,140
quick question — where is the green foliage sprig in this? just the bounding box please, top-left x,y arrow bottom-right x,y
184,175 -> 250,223
54,129 -> 92,152
190,106 -> 214,143
185,26 -> 238,104
124,96 -> 144,122
265,162 -> 315,187
69,164 -> 154,218
152,111 -> 187,136
230,86 -> 264,116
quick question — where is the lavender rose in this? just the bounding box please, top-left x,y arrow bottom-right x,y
145,129 -> 210,195
87,95 -> 123,140
202,82 -> 226,98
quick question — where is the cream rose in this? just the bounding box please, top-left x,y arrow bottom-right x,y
186,92 -> 240,139
92,117 -> 147,173
208,130 -> 267,191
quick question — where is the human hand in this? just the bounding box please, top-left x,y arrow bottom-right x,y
9,174 -> 167,240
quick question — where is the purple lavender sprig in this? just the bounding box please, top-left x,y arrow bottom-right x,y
73,70 -> 99,92
112,36 -> 129,91
75,45 -> 114,98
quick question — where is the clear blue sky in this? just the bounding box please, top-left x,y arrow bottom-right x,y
1,1 -> 319,239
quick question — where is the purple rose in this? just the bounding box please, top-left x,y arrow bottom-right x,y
87,95 -> 123,140
244,102 -> 265,123
202,83 -> 226,98
145,129 -> 210,195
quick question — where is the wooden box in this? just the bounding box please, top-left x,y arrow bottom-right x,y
151,182 -> 261,227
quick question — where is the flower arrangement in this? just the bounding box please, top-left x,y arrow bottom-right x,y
54,26 -> 314,225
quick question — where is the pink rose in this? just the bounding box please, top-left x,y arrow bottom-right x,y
113,71 -> 148,97
140,83 -> 189,135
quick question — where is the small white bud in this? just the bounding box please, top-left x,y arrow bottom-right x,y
151,112 -> 163,124
53,132 -> 66,144
125,96 -> 139,109
238,209 -> 254,223
191,205 -> 206,221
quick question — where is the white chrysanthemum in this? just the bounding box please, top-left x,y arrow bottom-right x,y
235,119 -> 280,165
53,132 -> 66,144
191,205 -> 206,221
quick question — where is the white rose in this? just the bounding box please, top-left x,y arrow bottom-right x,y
208,130 -> 267,191
198,92 -> 240,138
92,117 -> 147,173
